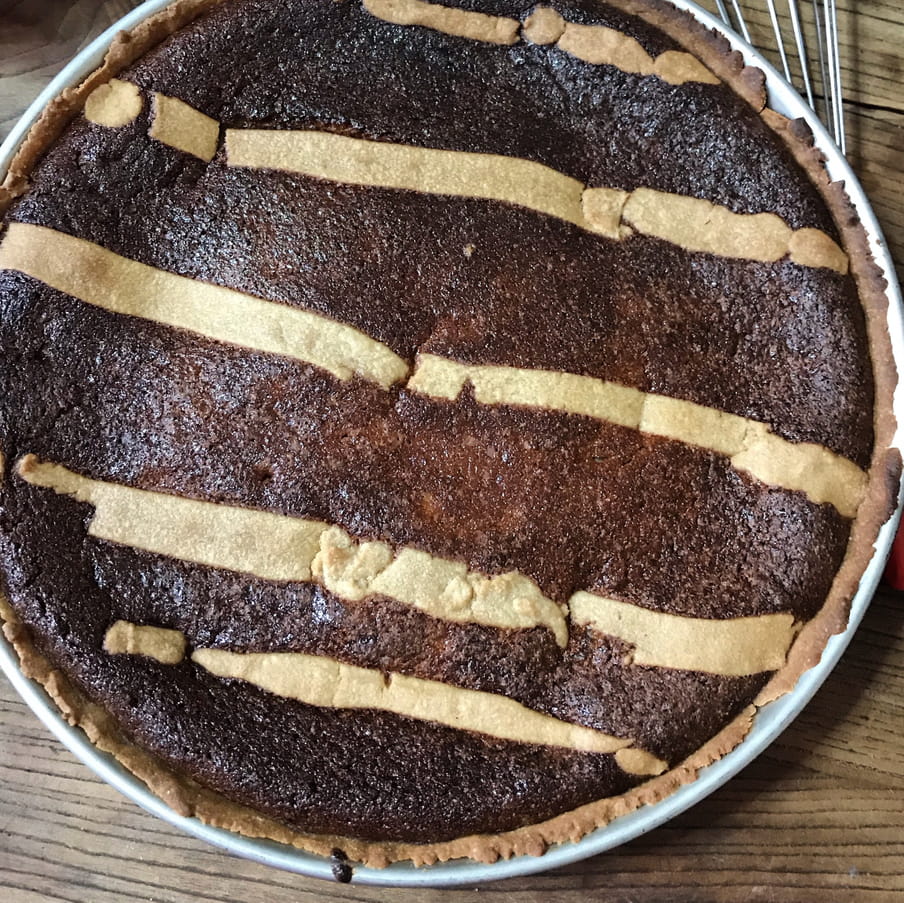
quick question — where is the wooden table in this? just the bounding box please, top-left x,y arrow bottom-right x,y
1,1 -> 902,899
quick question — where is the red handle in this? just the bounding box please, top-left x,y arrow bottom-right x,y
882,522 -> 904,589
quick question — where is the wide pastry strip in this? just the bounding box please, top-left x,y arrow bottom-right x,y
621,189 -> 848,272
363,0 -> 520,44
570,594 -> 797,675
312,526 -> 568,646
225,128 -> 848,271
22,457 -> 801,675
99,624 -> 667,775
524,6 -> 719,86
18,456 -> 328,582
409,355 -> 868,518
226,128 -> 594,232
191,648 -> 667,772
0,222 -> 409,389
364,0 -> 718,86
18,457 -> 567,646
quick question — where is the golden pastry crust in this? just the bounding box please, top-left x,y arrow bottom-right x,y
0,0 -> 898,870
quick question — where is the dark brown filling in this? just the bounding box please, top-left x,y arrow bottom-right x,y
12,102 -> 873,464
0,285 -> 850,619
0,0 -> 873,844
126,0 -> 840,230
0,480 -> 764,840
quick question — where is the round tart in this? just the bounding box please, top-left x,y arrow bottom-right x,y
0,0 -> 898,869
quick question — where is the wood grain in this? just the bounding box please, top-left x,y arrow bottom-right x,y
699,0 -> 904,111
0,1 -> 902,899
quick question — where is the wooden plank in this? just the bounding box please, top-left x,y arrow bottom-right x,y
846,104 -> 904,281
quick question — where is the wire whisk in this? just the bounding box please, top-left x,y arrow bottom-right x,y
713,0 -> 846,155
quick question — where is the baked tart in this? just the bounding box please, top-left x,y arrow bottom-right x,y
0,0 -> 898,869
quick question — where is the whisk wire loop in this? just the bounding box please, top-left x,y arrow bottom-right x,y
712,0 -> 846,153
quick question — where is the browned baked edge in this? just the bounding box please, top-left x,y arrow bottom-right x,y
0,0 -> 899,870
753,109 -> 900,703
